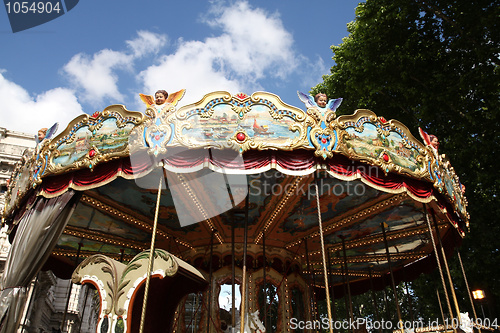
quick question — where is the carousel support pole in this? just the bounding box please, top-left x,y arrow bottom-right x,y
430,209 -> 461,324
423,204 -> 456,333
403,267 -> 415,322
240,188 -> 249,333
368,267 -> 382,333
61,242 -> 83,332
380,222 -> 404,333
21,272 -> 40,332
119,248 -> 124,263
139,169 -> 164,333
340,236 -> 354,328
339,252 -> 350,322
457,250 -> 481,333
263,230 -> 267,330
383,288 -> 390,320
436,288 -> 447,329
231,213 -> 236,330
327,250 -> 337,331
207,229 -> 215,333
404,280 -> 415,322
314,179 -> 333,333
304,237 -> 317,322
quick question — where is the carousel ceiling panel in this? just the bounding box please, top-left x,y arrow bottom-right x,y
68,167 -> 439,259
329,199 -> 425,243
279,179 -> 383,236
213,173 -> 391,247
68,202 -> 152,243
55,234 -> 141,257
325,233 -> 428,259
86,176 -> 204,235
88,177 -> 179,227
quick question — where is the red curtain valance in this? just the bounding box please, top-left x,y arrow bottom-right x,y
40,149 -> 433,201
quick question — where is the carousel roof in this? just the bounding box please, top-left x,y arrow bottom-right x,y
2,90 -> 468,294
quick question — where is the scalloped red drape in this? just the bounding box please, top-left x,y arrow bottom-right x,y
41,150 -> 434,200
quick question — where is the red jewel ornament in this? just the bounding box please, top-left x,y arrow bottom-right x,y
155,135 -> 161,141
379,117 -> 387,123
91,112 -> 100,118
321,138 -> 327,144
236,132 -> 246,141
89,149 -> 96,158
382,153 -> 389,162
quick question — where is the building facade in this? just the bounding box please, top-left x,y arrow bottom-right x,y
0,127 -> 36,273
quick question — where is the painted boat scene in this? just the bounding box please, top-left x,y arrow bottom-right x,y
182,103 -> 300,145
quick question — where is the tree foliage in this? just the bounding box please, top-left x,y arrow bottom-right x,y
313,0 -> 499,321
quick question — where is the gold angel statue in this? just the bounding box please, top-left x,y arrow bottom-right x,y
139,89 -> 186,115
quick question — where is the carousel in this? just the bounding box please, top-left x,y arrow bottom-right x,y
0,90 -> 470,333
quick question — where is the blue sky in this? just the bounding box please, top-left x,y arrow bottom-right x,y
0,0 -> 361,135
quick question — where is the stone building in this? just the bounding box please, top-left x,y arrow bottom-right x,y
0,127 -> 36,274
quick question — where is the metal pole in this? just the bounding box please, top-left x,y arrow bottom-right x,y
340,236 -> 354,327
263,230 -> 267,330
383,288 -> 390,320
239,190 -> 249,333
403,269 -> 415,323
327,251 -> 337,332
457,250 -> 481,333
424,204 -> 456,333
304,237 -> 317,322
139,172 -> 164,333
206,230 -> 215,333
430,209 -> 461,324
436,288 -> 447,329
313,179 -> 333,333
231,214 -> 236,330
368,267 -> 382,333
20,273 -> 39,332
380,223 -> 404,333
479,304 -> 485,319
339,252 -> 350,321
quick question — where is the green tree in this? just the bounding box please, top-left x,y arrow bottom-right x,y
314,0 -> 499,321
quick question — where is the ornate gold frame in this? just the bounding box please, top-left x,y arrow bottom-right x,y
2,91 -> 468,225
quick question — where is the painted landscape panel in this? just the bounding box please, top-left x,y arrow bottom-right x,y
53,118 -> 135,166
345,123 -> 423,171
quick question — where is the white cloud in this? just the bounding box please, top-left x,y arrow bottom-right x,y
138,0 -> 299,106
207,1 -> 297,79
126,30 -> 168,58
138,40 -> 243,106
63,30 -> 168,106
63,49 -> 133,105
0,72 -> 83,135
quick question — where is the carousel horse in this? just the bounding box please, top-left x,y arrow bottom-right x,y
459,312 -> 473,333
226,310 -> 266,333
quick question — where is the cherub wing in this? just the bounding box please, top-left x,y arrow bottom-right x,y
418,127 -> 432,146
45,122 -> 59,140
326,98 -> 342,112
297,91 -> 316,108
139,93 -> 155,107
165,89 -> 186,107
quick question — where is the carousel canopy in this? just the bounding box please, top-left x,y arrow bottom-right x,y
2,90 -> 468,295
